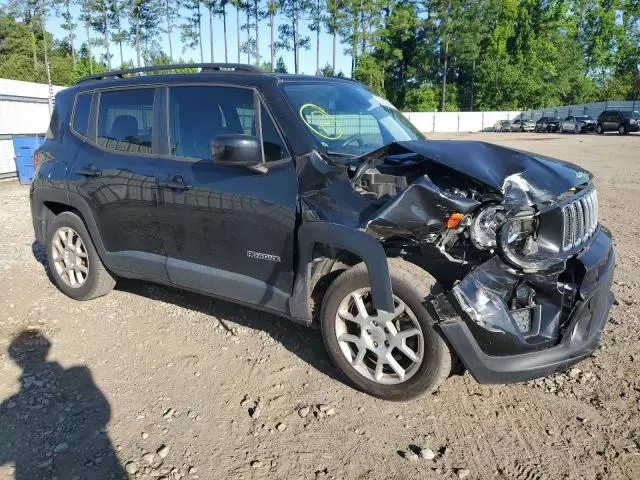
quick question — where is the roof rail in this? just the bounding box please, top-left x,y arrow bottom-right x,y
76,63 -> 263,84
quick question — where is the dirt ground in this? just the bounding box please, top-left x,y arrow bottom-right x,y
1,132 -> 639,480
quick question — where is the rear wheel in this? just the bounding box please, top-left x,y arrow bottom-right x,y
320,259 -> 452,401
574,124 -> 581,134
46,211 -> 116,301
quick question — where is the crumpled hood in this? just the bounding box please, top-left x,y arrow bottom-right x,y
393,140 -> 592,206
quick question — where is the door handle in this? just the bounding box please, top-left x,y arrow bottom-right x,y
76,165 -> 102,177
159,175 -> 192,191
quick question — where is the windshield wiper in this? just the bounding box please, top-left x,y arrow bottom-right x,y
325,150 -> 358,158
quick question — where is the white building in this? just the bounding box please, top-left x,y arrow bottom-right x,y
0,78 -> 65,179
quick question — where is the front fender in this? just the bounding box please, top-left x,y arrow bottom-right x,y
289,222 -> 394,325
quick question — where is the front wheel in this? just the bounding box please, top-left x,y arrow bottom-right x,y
320,259 -> 452,401
574,124 -> 581,134
596,124 -> 603,134
619,124 -> 627,135
46,211 -> 116,301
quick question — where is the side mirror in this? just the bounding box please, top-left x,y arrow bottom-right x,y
212,134 -> 265,172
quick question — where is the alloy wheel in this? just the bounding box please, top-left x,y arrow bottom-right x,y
334,288 -> 424,385
51,227 -> 89,288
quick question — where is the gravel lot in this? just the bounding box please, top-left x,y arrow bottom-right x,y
0,132 -> 639,480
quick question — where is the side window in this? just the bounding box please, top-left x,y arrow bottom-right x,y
72,93 -> 92,138
168,86 -> 288,162
97,89 -> 154,153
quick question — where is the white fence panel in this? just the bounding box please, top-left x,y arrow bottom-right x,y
404,112 -> 434,132
457,112 -> 484,132
0,100 -> 51,135
432,112 -> 459,133
0,139 -> 16,176
404,111 -> 523,133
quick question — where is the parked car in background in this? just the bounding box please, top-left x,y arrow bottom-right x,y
596,110 -> 640,135
561,115 -> 596,133
511,119 -> 535,132
494,120 -> 512,132
535,117 -> 561,132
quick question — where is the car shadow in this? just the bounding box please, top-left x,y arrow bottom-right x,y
114,278 -> 346,386
0,329 -> 126,479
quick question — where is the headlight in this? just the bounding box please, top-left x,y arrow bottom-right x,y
470,205 -> 505,249
471,205 -> 537,255
631,119 -> 638,125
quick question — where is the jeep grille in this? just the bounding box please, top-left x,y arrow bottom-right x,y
562,189 -> 598,251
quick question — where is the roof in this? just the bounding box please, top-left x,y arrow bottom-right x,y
74,63 -> 356,89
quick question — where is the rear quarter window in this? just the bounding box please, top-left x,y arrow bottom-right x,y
97,89 -> 154,153
72,93 -> 92,138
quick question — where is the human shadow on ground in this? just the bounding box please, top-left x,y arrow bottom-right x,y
115,278 -> 347,386
0,329 -> 126,479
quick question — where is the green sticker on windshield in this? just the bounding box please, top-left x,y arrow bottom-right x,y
299,103 -> 343,140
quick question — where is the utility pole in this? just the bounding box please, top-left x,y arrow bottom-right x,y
440,0 -> 452,112
40,0 -> 53,117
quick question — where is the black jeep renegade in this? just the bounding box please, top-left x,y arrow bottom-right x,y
31,64 -> 615,400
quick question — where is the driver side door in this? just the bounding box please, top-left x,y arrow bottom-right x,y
156,85 -> 298,313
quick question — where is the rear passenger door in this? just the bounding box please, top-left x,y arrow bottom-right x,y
68,87 -> 168,281
156,85 -> 298,311
604,112 -> 617,131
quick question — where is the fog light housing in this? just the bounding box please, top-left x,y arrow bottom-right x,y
511,308 -> 533,332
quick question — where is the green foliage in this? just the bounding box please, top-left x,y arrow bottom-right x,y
354,0 -> 639,110
404,85 -> 438,111
0,0 -> 637,108
274,55 -> 288,73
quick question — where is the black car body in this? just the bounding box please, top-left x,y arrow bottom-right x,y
535,116 -> 561,132
30,64 -> 615,400
596,110 -> 640,134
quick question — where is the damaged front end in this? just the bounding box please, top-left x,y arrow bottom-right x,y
322,140 -> 615,383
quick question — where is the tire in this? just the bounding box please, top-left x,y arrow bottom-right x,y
320,258 -> 452,401
46,211 -> 116,301
596,124 -> 603,134
574,124 -> 580,134
618,124 -> 627,135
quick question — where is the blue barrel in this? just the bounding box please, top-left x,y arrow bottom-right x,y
13,136 -> 44,185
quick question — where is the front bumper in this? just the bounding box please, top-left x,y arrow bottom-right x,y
432,228 -> 615,384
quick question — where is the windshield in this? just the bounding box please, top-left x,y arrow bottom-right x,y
575,116 -> 593,121
281,81 -> 424,156
622,111 -> 640,119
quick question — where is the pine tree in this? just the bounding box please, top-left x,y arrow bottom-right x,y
163,0 -> 178,61
266,0 -> 278,70
308,0 -> 322,74
203,0 -> 217,61
181,0 -> 204,63
53,0 -> 77,65
276,0 -> 310,74
108,0 -> 128,67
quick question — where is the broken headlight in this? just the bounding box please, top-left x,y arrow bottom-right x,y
498,214 -> 567,272
470,205 -> 505,249
471,206 -> 537,257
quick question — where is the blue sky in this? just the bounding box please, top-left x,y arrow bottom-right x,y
43,2 -> 353,77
